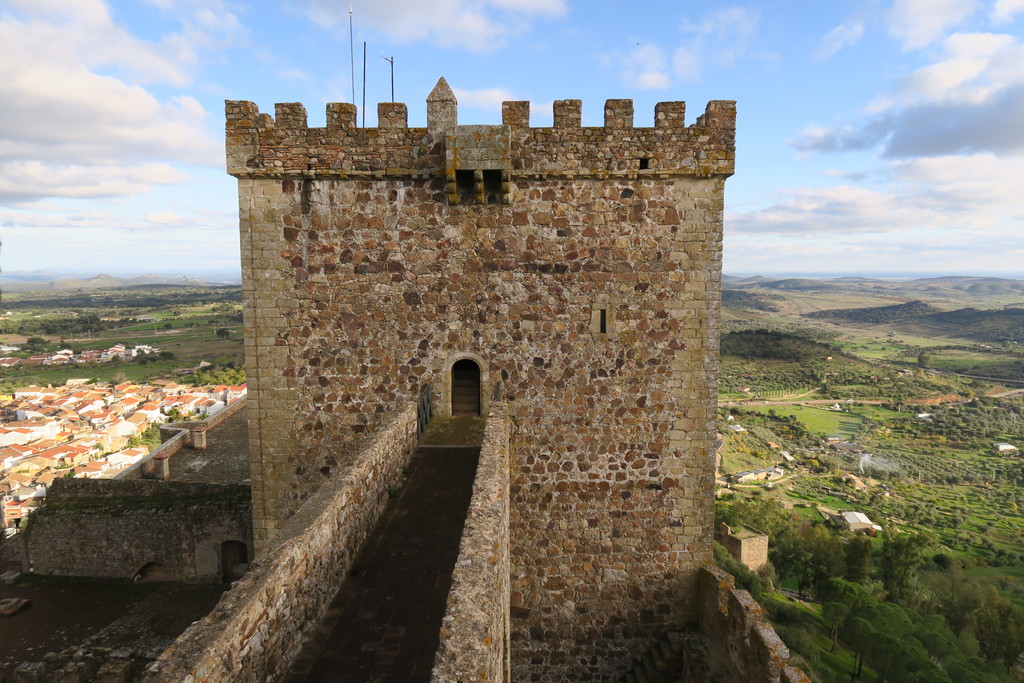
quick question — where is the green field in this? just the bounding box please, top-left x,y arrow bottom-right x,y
742,405 -> 863,438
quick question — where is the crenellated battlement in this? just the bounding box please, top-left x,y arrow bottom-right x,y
225,77 -> 735,185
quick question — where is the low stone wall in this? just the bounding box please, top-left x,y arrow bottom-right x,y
432,404 -> 511,683
145,403 -> 419,683
20,479 -> 252,582
689,565 -> 810,683
126,397 -> 249,480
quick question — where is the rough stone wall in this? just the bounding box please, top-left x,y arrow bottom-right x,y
146,404 -> 418,683
688,566 -> 810,683
228,82 -> 733,680
20,479 -> 251,582
432,403 -> 511,682
717,523 -> 769,572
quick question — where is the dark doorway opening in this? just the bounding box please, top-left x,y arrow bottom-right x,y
451,359 -> 481,416
221,540 -> 249,583
134,562 -> 174,583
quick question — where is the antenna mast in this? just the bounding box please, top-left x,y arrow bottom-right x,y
348,3 -> 356,107
362,41 -> 367,128
382,54 -> 395,102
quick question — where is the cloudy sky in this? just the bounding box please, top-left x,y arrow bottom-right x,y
2,0 -> 1023,279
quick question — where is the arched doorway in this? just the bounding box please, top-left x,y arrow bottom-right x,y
133,562 -> 174,583
451,359 -> 481,416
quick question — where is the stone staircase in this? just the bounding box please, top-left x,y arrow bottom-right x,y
619,631 -> 686,683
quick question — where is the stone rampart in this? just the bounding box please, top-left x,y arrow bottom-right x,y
689,565 -> 810,683
20,478 -> 251,582
226,98 -> 734,181
145,403 -> 418,682
432,404 -> 511,682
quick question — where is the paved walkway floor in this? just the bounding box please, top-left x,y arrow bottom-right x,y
283,418 -> 484,683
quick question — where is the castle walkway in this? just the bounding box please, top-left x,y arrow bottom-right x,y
282,417 -> 485,683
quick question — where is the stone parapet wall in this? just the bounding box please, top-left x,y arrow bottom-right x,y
123,397 -> 249,480
145,403 -> 418,683
690,566 -> 810,683
225,98 -> 734,180
432,404 -> 511,683
20,479 -> 251,581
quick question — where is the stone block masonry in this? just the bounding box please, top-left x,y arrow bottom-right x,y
146,404 -> 418,682
228,77 -> 734,681
687,566 -> 810,683
432,404 -> 512,682
20,479 -> 251,582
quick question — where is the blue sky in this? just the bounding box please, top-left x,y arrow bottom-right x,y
2,0 -> 1023,280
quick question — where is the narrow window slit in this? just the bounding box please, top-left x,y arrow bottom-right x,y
599,309 -> 607,334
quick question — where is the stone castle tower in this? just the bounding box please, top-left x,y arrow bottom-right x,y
227,78 -> 735,680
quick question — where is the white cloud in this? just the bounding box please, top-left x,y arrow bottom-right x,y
452,87 -> 517,112
145,212 -> 186,225
815,21 -> 864,60
730,154 -> 1024,238
0,162 -> 190,206
0,2 -> 230,207
992,0 -> 1024,22
301,0 -> 566,53
887,0 -> 981,50
621,44 -> 671,90
795,32 -> 1024,158
673,7 -> 761,81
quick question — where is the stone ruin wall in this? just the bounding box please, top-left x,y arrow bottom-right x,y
228,81 -> 734,680
686,566 -> 811,683
20,479 -> 251,582
717,522 -> 770,572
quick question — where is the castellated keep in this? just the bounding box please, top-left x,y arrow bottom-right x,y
227,78 -> 735,680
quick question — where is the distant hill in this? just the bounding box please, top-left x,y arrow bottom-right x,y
724,275 -> 1024,300
908,277 -> 1024,297
803,300 -> 1024,343
806,300 -> 939,324
50,274 -> 210,290
755,278 -> 842,292
720,330 -> 838,361
722,290 -> 783,312
923,308 -> 1024,342
2,273 -> 231,292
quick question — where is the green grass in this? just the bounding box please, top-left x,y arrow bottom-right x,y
743,405 -> 863,438
0,360 -> 182,387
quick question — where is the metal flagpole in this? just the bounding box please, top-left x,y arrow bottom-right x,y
349,3 -> 355,106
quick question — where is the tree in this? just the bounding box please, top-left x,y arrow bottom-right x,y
771,525 -> 814,596
215,328 -> 230,339
974,587 -> 1024,669
822,601 -> 849,650
805,524 -> 845,596
845,534 -> 873,584
730,495 -> 795,540
881,529 -> 928,602
932,564 -> 983,636
840,616 -> 875,679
